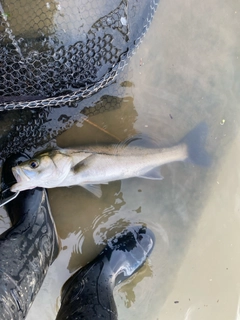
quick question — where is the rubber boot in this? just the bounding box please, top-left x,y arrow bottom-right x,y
56,225 -> 155,320
0,154 -> 59,320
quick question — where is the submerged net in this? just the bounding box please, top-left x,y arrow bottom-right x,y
0,0 -> 159,111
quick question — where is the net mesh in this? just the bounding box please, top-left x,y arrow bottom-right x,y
0,0 -> 159,110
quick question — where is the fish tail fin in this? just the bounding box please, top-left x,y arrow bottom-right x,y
180,122 -> 211,166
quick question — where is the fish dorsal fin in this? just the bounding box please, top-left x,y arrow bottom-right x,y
81,184 -> 102,198
138,168 -> 164,180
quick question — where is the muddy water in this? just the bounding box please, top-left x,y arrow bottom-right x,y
0,0 -> 240,319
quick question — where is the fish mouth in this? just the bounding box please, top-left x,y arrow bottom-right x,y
12,166 -> 30,183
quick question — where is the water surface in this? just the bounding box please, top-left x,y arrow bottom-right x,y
0,0 -> 240,319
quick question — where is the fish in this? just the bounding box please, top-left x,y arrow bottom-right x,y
10,123 -> 210,197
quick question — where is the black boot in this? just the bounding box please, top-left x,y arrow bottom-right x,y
0,154 -> 59,320
56,225 -> 155,320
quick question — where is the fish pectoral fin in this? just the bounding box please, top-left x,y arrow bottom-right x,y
81,184 -> 102,198
72,154 -> 95,173
138,168 -> 164,180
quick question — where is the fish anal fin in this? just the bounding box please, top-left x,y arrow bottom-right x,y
138,169 -> 164,180
81,184 -> 102,198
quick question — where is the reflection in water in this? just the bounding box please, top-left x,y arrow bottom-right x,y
57,94 -> 138,147
235,297 -> 240,320
1,0 -> 57,38
118,261 -> 153,308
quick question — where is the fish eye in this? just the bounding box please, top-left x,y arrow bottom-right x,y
29,159 -> 39,169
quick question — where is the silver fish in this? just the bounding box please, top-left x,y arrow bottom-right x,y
11,123 -> 210,197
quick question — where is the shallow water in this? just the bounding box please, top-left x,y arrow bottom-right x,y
1,0 -> 240,319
